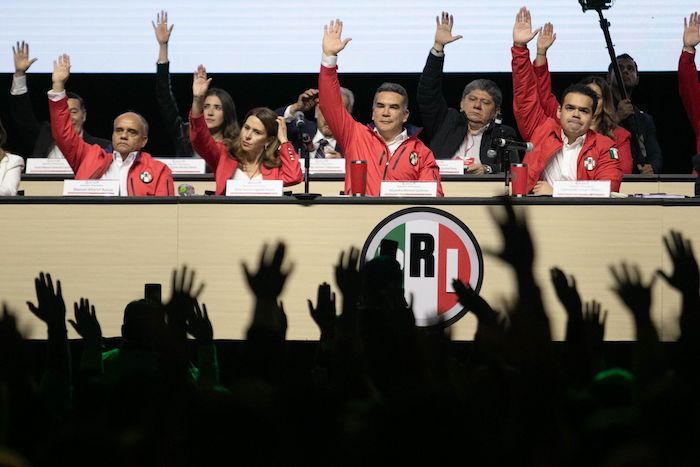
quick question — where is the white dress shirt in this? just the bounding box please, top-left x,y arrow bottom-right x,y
102,152 -> 137,196
542,132 -> 586,185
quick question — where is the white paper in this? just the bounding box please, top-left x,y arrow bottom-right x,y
436,160 -> 464,175
25,158 -> 74,175
380,181 -> 438,197
63,180 -> 119,197
226,179 -> 283,197
155,158 -> 206,175
553,180 -> 611,198
300,158 -> 346,174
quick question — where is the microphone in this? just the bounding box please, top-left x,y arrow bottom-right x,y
494,138 -> 534,152
294,111 -> 307,130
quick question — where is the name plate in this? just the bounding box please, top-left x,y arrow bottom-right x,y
155,158 -> 206,175
300,158 -> 346,174
553,180 -> 611,198
380,181 -> 438,197
436,159 -> 464,175
63,180 -> 120,196
226,179 -> 283,197
25,158 -> 74,175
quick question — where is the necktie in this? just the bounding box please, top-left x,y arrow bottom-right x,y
315,139 -> 329,158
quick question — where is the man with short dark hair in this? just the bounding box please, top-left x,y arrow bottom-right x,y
9,41 -> 110,158
48,54 -> 173,196
512,8 -> 622,194
417,12 -> 518,174
318,20 -> 443,196
607,53 -> 663,174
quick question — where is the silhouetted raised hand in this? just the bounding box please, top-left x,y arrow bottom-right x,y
243,243 -> 293,299
452,278 -> 495,323
657,230 -> 699,297
609,262 -> 656,322
335,247 -> 361,304
166,264 -> 205,339
68,298 -> 101,343
487,198 -> 534,273
187,301 -> 213,344
550,267 -> 582,320
582,299 -> 607,345
26,272 -> 66,332
308,282 -> 336,339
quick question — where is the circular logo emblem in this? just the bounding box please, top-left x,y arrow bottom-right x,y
361,207 -> 483,327
140,171 -> 153,183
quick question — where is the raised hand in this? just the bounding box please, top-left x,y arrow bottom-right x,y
550,267 -> 582,319
323,19 -> 352,56
616,98 -> 635,121
152,10 -> 174,45
68,298 -> 101,343
192,64 -> 212,99
513,7 -> 541,47
26,272 -> 67,331
657,230 -> 699,296
335,246 -> 361,302
536,22 -> 556,54
166,265 -> 205,337
582,299 -> 607,343
276,116 -> 288,144
12,40 -> 37,76
308,282 -> 337,337
51,54 -> 71,92
609,262 -> 656,320
433,11 -> 463,51
452,278 -> 493,321
187,301 -> 213,343
243,243 -> 294,299
486,198 -> 534,271
290,88 -> 319,114
684,12 -> 700,52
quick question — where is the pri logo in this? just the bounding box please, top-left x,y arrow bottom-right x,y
361,207 -> 483,327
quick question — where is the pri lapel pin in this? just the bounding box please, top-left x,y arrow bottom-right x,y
584,156 -> 596,171
140,171 -> 153,183
409,151 -> 418,166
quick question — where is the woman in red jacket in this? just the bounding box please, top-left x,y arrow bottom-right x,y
189,65 -> 302,195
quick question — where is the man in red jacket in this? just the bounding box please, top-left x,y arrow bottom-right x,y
318,20 -> 443,197
48,54 -> 173,196
679,11 -> 700,156
511,8 -> 622,195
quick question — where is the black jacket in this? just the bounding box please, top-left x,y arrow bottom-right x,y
9,90 -> 110,158
417,51 -> 519,172
156,62 -> 195,156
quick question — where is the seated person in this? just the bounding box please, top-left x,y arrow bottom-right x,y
318,20 -> 444,197
417,12 -> 518,174
189,65 -> 303,195
48,54 -> 174,196
0,118 -> 24,196
607,53 -> 663,174
679,11 -> 700,157
10,41 -> 110,158
152,11 -> 239,158
532,21 -> 633,174
511,8 -> 622,195
277,87 -> 355,158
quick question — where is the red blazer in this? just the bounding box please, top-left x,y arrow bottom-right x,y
679,50 -> 700,154
512,46 -> 622,193
318,64 -> 443,197
49,95 -> 173,196
532,59 -> 633,174
189,113 -> 302,195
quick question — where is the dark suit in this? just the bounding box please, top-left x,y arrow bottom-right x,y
156,62 -> 195,156
9,87 -> 110,158
417,51 -> 519,172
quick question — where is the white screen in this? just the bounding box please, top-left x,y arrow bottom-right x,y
0,0 -> 695,73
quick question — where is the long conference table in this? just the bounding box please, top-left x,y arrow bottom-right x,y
2,174 -> 699,341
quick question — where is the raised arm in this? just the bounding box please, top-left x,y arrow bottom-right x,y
416,12 -> 463,137
188,65 -> 221,169
318,19 -> 359,154
48,54 -> 90,171
275,116 -> 303,185
679,12 -> 700,133
9,41 -> 42,150
532,22 -> 560,118
511,7 -> 548,141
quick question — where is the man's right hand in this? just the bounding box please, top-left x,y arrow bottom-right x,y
51,54 -> 70,93
683,12 -> 700,53
513,7 -> 541,48
536,22 -> 556,55
152,10 -> 174,45
616,98 -> 635,121
322,19 -> 352,57
433,11 -> 463,52
12,41 -> 37,77
290,88 -> 319,114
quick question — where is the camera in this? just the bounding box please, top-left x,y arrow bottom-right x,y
579,0 -> 615,12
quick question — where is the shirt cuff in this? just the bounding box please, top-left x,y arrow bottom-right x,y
430,47 -> 445,57
283,105 -> 296,123
47,89 -> 66,102
321,53 -> 337,68
10,75 -> 28,96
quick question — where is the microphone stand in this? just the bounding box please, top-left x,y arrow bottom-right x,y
490,116 -> 511,195
293,118 -> 321,200
586,4 -> 646,170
